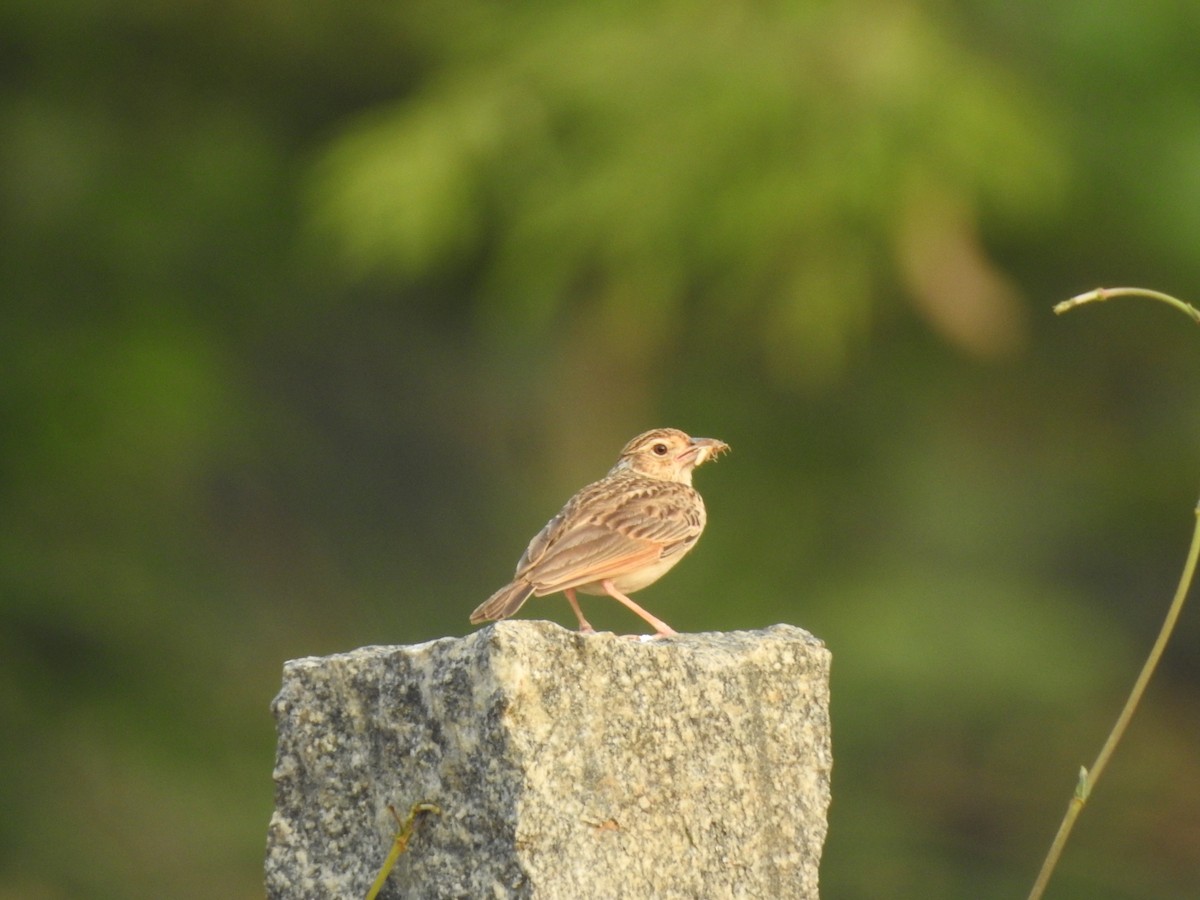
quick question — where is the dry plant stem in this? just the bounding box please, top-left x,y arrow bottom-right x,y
365,802 -> 441,900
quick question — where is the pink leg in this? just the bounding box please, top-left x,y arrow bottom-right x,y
601,580 -> 678,637
565,589 -> 596,633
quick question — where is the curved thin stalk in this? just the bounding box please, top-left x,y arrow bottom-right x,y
1028,505 -> 1200,899
1054,286 -> 1200,323
1029,286 -> 1200,899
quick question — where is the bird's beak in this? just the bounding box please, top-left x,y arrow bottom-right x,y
677,436 -> 730,467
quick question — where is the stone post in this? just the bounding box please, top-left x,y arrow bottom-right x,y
266,621 -> 831,899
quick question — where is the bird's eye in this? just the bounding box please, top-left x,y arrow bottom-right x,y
653,443 -> 669,456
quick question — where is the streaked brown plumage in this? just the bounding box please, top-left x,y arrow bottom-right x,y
471,428 -> 729,636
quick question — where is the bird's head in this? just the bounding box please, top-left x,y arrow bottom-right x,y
610,428 -> 729,485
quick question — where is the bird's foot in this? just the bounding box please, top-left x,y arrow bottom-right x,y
621,630 -> 677,642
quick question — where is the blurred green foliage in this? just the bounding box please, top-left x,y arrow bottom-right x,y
3,1 -> 1200,898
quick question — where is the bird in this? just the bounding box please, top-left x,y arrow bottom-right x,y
471,428 -> 729,636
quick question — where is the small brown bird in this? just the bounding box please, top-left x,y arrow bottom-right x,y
471,428 -> 729,636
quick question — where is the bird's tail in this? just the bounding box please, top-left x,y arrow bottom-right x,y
470,580 -> 535,624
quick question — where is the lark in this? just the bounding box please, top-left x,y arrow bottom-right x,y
471,428 -> 729,636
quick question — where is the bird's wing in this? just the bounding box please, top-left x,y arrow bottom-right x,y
523,524 -> 664,592
514,478 -> 704,593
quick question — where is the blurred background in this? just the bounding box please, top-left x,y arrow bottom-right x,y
3,1 -> 1200,898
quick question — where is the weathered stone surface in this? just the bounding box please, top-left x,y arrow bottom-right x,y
265,621 -> 831,899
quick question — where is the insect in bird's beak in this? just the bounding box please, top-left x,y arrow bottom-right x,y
677,438 -> 729,466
